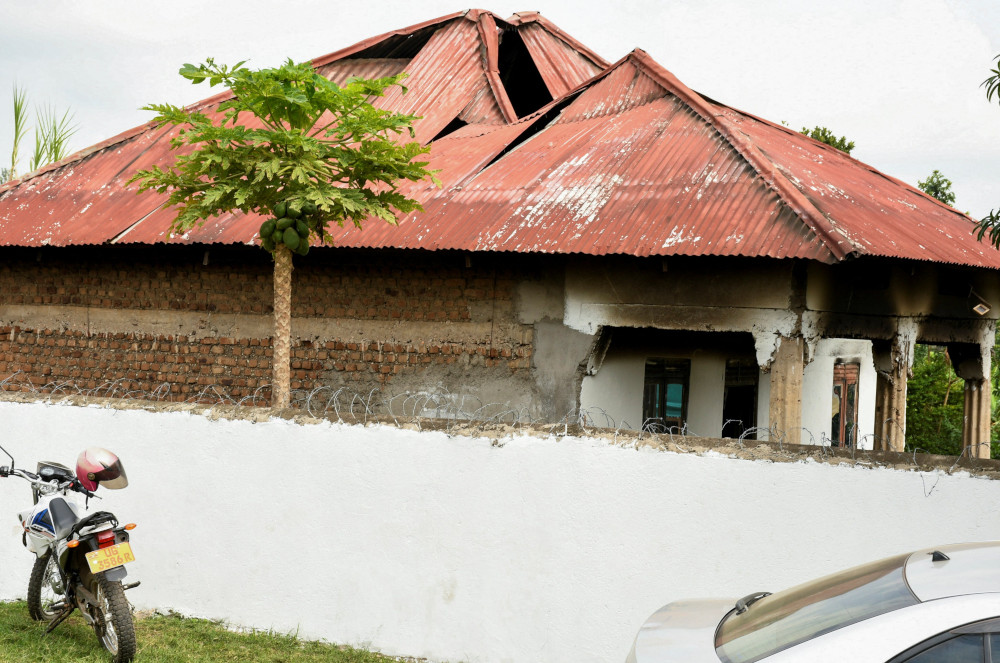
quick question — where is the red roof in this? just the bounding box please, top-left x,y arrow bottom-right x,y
1,9 -> 996,269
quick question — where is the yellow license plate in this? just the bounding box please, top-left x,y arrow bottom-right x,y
85,542 -> 135,574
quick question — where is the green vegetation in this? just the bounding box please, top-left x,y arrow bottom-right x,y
905,345 -> 964,455
799,126 -> 855,155
2,83 -> 76,184
917,169 -> 956,206
905,344 -> 1000,458
0,601 -> 402,662
973,54 -> 1000,243
130,59 -> 438,407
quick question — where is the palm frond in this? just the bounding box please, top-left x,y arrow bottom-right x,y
10,83 -> 29,179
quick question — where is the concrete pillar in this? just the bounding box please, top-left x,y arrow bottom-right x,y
871,350 -> 892,452
871,324 -> 916,452
962,380 -> 991,459
950,328 -> 995,459
768,336 -> 804,445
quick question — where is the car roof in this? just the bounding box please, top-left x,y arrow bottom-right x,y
905,541 -> 1000,602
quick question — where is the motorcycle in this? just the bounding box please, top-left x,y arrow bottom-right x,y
0,445 -> 138,663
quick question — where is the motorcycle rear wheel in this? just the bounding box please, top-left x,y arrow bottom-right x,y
27,553 -> 63,621
92,577 -> 136,663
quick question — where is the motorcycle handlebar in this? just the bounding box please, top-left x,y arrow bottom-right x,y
0,467 -> 98,499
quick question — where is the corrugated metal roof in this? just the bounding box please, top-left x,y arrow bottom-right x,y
1,10 -> 998,270
517,20 -> 606,99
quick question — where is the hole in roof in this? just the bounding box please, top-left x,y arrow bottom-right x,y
345,23 -> 438,59
479,90 -> 582,173
497,28 -> 553,118
430,117 -> 469,142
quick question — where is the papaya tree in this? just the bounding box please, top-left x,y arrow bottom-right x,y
130,59 -> 437,408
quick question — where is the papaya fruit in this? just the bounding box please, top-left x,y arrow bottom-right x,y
261,237 -> 275,252
282,227 -> 300,251
302,201 -> 317,216
271,228 -> 284,244
276,217 -> 294,231
295,241 -> 310,256
273,201 -> 287,218
259,219 -> 276,238
296,220 -> 309,237
285,205 -> 302,220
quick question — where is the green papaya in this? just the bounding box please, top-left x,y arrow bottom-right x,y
295,241 -> 310,256
282,227 -> 301,250
276,217 -> 294,231
285,205 -> 302,220
296,220 -> 309,237
259,219 -> 276,238
261,237 -> 275,252
271,228 -> 284,244
273,201 -> 287,218
302,201 -> 317,216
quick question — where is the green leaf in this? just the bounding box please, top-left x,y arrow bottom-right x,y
132,58 -> 437,245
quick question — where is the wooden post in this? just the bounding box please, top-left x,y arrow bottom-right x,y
768,336 -> 804,445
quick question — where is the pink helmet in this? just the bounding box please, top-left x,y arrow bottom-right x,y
76,448 -> 128,491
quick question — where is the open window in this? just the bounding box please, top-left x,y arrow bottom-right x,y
832,361 -> 860,447
642,358 -> 690,433
722,358 -> 759,440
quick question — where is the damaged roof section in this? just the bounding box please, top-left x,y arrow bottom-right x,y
0,9 -> 997,270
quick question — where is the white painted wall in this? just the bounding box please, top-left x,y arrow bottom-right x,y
801,339 -> 877,449
581,337 -> 876,447
0,400 -> 996,663
579,347 -> 646,429
580,349 -> 728,436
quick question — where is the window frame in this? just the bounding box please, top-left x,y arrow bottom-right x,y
886,617 -> 1000,663
642,358 -> 691,433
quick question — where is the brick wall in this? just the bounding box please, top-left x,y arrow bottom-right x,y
0,246 -> 534,402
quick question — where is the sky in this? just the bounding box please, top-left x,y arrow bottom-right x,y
1,0 -> 998,217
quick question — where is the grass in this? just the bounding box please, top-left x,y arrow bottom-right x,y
0,601 -> 408,662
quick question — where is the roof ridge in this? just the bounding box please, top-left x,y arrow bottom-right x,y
627,48 -> 856,262
505,11 -> 610,70
309,10 -> 470,68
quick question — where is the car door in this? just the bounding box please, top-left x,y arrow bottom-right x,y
888,617 -> 1000,662
761,595 -> 1000,663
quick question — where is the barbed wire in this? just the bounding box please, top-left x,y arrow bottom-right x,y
0,371 -> 995,480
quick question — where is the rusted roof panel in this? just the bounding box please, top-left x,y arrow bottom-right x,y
518,21 -> 606,98
0,123 -> 175,246
2,10 -> 999,271
371,18 -> 506,144
714,106 -> 1000,268
329,71 -> 828,261
315,58 -> 410,85
508,12 -> 610,72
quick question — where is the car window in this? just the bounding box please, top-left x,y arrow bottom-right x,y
715,553 -> 918,663
904,634 -> 983,662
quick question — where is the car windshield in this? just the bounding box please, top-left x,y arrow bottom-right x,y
715,552 -> 918,663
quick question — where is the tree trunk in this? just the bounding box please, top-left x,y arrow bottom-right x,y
272,244 -> 293,409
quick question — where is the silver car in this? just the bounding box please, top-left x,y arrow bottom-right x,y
626,542 -> 1000,662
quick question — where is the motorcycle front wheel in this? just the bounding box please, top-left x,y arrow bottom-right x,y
91,576 -> 136,663
27,552 -> 63,621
